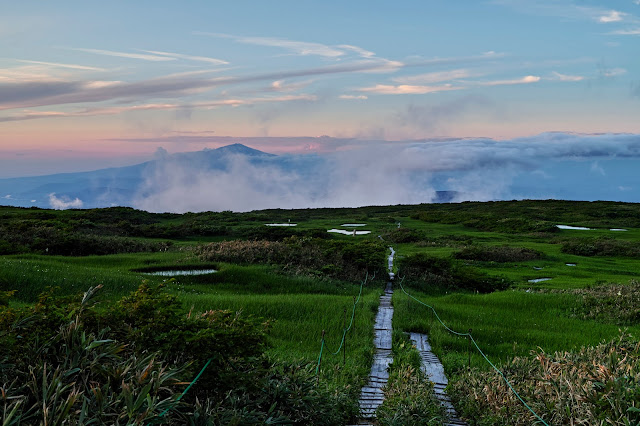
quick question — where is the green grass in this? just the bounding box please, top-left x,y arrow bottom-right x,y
394,218 -> 640,290
3,200 -> 640,422
0,251 -> 380,388
0,252 -> 204,301
160,262 -> 382,384
178,288 -> 378,374
392,284 -> 640,376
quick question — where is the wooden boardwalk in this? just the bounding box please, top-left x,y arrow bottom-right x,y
356,247 -> 466,425
358,248 -> 396,420
409,332 -> 468,426
358,281 -> 394,419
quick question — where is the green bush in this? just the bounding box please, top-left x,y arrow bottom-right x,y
0,225 -> 172,256
398,253 -> 511,293
381,227 -> 424,243
561,236 -> 640,258
449,333 -> 640,426
570,280 -> 640,325
0,284 -> 355,424
197,237 -> 386,282
453,245 -> 544,263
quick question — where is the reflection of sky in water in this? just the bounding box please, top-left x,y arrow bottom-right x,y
142,269 -> 217,276
556,225 -> 592,230
327,229 -> 371,235
528,278 -> 552,283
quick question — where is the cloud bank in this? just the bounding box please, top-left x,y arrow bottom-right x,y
49,193 -> 83,209
131,133 -> 640,213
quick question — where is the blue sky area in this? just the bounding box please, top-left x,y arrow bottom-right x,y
0,1 -> 639,208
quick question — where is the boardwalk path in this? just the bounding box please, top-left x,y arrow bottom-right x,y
409,332 -> 468,426
357,247 -> 467,425
358,248 -> 395,419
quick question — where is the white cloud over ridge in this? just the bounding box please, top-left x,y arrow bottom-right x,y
132,133 -> 640,213
49,193 -> 83,209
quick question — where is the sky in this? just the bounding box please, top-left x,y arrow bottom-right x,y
1,0 -> 639,178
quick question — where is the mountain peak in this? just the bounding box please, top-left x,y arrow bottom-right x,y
214,143 -> 274,156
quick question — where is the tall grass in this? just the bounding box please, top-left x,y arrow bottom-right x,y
178,286 -> 380,387
449,333 -> 640,425
392,286 -> 640,375
0,252 -> 197,301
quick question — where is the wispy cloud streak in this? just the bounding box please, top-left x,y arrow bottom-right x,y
492,0 -> 636,24
478,75 -> 540,86
137,50 -> 228,65
14,59 -> 106,71
393,69 -> 476,84
0,94 -> 316,122
195,32 -> 346,58
358,84 -> 460,95
550,71 -> 584,82
67,47 -> 177,61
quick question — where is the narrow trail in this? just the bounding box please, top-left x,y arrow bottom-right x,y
409,332 -> 468,426
357,248 -> 395,420
356,246 -> 466,425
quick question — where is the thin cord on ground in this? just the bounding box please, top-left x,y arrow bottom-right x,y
316,272 -> 370,371
398,277 -> 549,426
324,272 -> 368,355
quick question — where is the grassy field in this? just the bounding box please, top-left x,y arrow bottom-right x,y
392,283 -> 640,373
1,200 -> 640,423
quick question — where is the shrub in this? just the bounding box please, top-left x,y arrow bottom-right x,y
453,245 -> 544,263
0,284 -> 354,424
381,227 -> 424,243
195,239 -> 289,264
449,333 -> 640,426
561,236 -> 640,258
398,253 -> 511,293
196,237 -> 386,282
570,280 -> 640,325
190,358 -> 357,425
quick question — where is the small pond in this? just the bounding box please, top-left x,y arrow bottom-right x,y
327,229 -> 372,235
141,269 -> 217,276
556,225 -> 592,230
610,228 -> 628,231
341,223 -> 366,227
566,263 -> 577,267
528,278 -> 552,283
265,223 -> 297,227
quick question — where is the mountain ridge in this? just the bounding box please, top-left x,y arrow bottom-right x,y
0,144 -> 275,209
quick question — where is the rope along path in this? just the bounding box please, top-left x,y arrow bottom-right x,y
398,278 -> 550,426
315,272 -> 370,374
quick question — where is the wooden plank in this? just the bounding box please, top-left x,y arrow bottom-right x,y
409,332 -> 469,426
358,263 -> 395,419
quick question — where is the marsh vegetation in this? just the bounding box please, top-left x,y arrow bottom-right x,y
1,200 -> 639,424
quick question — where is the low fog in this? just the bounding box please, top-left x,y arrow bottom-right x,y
130,133 -> 640,213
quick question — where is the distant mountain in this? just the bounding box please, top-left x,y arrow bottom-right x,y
0,144 -> 276,209
212,143 -> 275,157
11,136 -> 635,212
